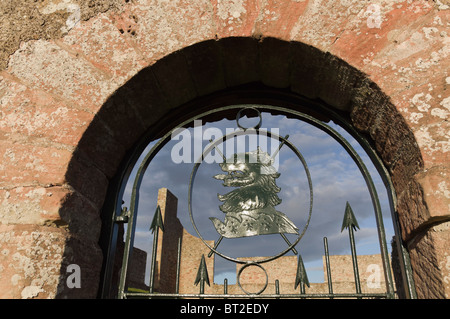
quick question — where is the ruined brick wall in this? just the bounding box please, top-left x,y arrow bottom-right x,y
0,0 -> 448,298
138,189 -> 394,297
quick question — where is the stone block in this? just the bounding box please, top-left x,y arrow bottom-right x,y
218,37 -> 260,88
415,166 -> 450,219
0,139 -> 72,188
57,190 -> 102,243
108,67 -> 169,132
331,1 -> 434,70
316,56 -> 364,111
62,13 -> 147,84
110,0 -> 215,64
0,186 -> 101,243
252,0 -> 309,40
73,115 -> 127,179
259,37 -> 291,88
288,0 -> 369,51
211,0 -> 261,38
396,179 -> 431,241
408,222 -> 450,299
350,80 -> 391,133
95,91 -> 148,148
0,73 -> 94,147
0,186 -> 64,226
290,41 -> 335,100
65,152 -> 109,211
414,122 -> 450,170
183,40 -> 227,96
55,233 -> 103,299
7,40 -> 119,114
151,50 -> 197,109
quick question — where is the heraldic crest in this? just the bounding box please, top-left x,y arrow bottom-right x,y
210,147 -> 299,238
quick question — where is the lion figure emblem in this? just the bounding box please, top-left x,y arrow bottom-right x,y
210,147 -> 299,238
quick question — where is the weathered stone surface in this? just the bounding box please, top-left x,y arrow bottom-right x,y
414,121 -> 450,169
72,115 -> 127,179
259,37 -> 291,88
0,72 -> 94,147
151,50 -> 198,109
55,233 -> 103,299
7,40 -> 119,114
104,67 -> 169,130
415,166 -> 450,219
396,179 -> 431,241
290,0 -> 370,51
408,222 -> 450,299
253,0 -> 309,40
331,1 -> 435,71
0,187 -> 65,226
218,37 -> 261,88
183,40 -> 227,96
0,0 -> 124,71
65,152 -> 109,210
0,0 -> 448,299
0,224 -> 68,299
110,0 -> 215,64
0,139 -> 73,188
61,12 -> 148,84
0,186 -> 101,242
212,0 -> 261,38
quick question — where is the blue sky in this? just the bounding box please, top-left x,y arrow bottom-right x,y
122,106 -> 394,285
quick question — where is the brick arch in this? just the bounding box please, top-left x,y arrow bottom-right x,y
1,0 -> 448,299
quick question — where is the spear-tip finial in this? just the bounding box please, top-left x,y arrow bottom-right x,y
341,201 -> 360,232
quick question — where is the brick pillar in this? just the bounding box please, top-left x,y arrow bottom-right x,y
154,188 -> 184,293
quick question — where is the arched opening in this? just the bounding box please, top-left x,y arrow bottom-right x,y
62,38 -> 424,298
97,87 -> 417,299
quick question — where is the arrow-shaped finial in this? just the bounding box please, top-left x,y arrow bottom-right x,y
149,205 -> 164,233
294,255 -> 310,290
194,255 -> 210,287
341,202 -> 360,232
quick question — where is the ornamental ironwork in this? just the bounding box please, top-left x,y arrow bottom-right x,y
100,103 -> 417,299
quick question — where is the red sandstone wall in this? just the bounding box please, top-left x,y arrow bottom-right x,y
0,0 -> 448,298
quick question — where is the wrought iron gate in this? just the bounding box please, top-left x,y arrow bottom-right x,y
100,102 -> 417,299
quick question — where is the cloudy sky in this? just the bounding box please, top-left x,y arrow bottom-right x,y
122,106 -> 394,285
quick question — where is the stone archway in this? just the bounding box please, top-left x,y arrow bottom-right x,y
0,0 -> 448,299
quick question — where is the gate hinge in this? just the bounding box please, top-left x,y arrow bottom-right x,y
115,206 -> 130,223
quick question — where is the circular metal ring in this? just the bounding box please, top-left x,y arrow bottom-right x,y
188,125 -> 313,265
236,107 -> 262,130
237,263 -> 268,295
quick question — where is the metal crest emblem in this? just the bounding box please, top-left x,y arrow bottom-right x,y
210,147 -> 299,238
188,106 -> 313,265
